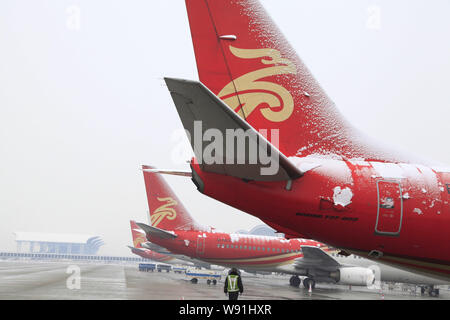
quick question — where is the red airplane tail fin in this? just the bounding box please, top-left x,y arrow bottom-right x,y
184,0 -> 411,163
130,220 -> 147,248
142,165 -> 201,231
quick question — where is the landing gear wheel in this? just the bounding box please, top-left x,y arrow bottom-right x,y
212,280 -> 217,285
191,278 -> 198,284
303,278 -> 316,290
289,275 -> 301,287
207,279 -> 211,285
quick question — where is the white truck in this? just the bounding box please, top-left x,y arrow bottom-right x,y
185,267 -> 221,285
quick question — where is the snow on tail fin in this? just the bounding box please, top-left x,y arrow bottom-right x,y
142,165 -> 200,231
185,0 -> 411,163
130,220 -> 147,248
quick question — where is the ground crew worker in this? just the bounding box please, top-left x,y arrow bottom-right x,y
224,268 -> 243,300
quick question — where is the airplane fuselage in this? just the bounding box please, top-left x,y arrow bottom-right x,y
146,229 -> 321,272
190,157 -> 450,280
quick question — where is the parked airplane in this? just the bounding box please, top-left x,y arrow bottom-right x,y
159,0 -> 450,281
142,167 -> 449,295
137,166 -> 380,288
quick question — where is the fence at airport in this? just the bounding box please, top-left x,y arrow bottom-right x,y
0,251 -> 150,263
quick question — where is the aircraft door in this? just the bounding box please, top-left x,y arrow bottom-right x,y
375,180 -> 403,236
196,236 -> 205,256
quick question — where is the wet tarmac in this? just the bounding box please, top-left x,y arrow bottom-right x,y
0,260 -> 448,300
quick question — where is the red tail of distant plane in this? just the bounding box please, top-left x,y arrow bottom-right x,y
185,0 -> 413,163
142,165 -> 201,231
130,220 -> 147,248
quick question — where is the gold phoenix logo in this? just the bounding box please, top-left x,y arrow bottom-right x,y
218,46 -> 296,122
133,231 -> 146,248
151,197 -> 177,228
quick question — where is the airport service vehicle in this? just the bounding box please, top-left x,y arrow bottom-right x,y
160,0 -> 450,280
173,266 -> 187,274
157,264 -> 172,273
185,267 -> 221,285
139,263 -> 156,272
136,168 -> 377,289
138,263 -> 172,272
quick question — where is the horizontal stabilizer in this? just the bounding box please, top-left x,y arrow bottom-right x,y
127,245 -> 146,253
136,222 -> 178,240
165,77 -> 303,182
141,167 -> 192,177
141,242 -> 172,255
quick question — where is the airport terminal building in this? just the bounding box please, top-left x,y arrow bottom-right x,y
14,232 -> 104,255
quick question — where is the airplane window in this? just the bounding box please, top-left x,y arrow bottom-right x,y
226,245 -> 229,248
262,247 -> 265,251
221,245 -> 225,249
257,247 -> 260,251
240,246 -> 243,249
272,248 -> 275,252
281,249 -> 284,253
277,248 -> 280,252
230,245 -> 233,249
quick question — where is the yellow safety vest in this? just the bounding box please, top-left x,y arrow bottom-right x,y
227,275 -> 239,292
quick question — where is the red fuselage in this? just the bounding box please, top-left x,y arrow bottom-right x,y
190,158 -> 450,280
146,229 -> 322,271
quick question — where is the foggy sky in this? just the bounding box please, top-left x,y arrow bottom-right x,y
1,0 -> 449,256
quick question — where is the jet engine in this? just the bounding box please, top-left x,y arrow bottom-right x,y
332,267 -> 375,286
